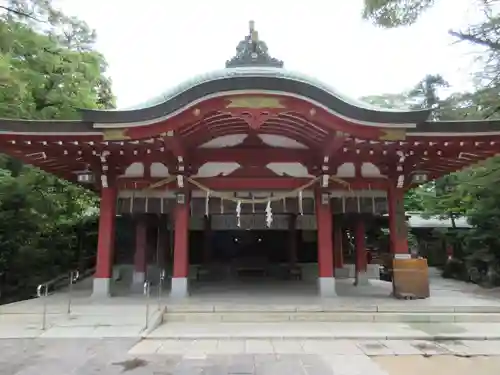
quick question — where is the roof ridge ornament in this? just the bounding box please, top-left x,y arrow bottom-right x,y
225,20 -> 284,68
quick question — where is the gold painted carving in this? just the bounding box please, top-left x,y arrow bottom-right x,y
226,96 -> 285,109
102,128 -> 130,141
380,129 -> 406,141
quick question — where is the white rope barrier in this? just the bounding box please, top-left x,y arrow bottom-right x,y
140,174 -> 350,227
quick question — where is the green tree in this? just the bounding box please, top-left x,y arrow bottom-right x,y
0,0 -> 113,301
360,92 -> 411,109
362,0 -> 500,98
362,74 -> 449,115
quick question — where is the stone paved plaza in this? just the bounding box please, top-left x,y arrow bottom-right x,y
2,338 -> 500,374
2,275 -> 500,373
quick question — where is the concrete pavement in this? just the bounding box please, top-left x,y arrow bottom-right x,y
1,338 -> 500,375
5,316 -> 500,341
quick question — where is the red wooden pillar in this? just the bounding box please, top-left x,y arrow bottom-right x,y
288,214 -> 298,267
354,216 -> 369,285
171,192 -> 190,298
132,215 -> 147,289
387,185 -> 409,258
333,220 -> 344,276
315,190 -> 336,297
93,187 -> 117,297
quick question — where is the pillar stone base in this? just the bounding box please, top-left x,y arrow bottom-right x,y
318,277 -> 337,297
92,278 -> 111,298
354,271 -> 370,286
170,277 -> 188,299
131,271 -> 146,293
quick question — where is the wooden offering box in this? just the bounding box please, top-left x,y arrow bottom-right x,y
392,258 -> 430,299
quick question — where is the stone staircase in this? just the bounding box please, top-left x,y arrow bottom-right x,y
163,304 -> 500,323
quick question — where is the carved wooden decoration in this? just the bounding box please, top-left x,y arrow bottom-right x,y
379,129 -> 406,141
224,96 -> 286,130
102,129 -> 130,141
226,96 -> 285,109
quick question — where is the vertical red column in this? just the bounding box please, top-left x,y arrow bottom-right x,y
315,190 -> 336,297
333,220 -> 344,276
93,187 -> 117,297
388,185 -> 409,257
354,217 -> 369,285
288,214 -> 298,267
132,215 -> 147,288
171,192 -> 190,298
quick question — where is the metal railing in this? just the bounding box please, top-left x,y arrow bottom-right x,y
35,263 -> 166,331
158,270 -> 165,311
36,265 -> 96,330
143,280 -> 151,331
141,269 -> 166,332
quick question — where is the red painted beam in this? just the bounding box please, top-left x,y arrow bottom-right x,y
322,131 -> 346,158
0,134 -> 102,142
162,131 -> 185,158
190,148 -> 313,164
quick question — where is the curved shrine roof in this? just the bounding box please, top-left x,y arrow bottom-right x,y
2,21 -> 500,188
80,67 -> 430,125
80,22 -> 430,125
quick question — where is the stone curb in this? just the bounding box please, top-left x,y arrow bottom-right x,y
164,312 -> 500,323
165,306 -> 500,313
144,334 -> 500,341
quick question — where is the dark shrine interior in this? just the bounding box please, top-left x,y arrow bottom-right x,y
113,215 -> 392,267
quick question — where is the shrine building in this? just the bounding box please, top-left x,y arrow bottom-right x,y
1,22 -> 500,299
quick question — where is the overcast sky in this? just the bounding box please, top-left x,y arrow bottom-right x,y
56,0 -> 481,108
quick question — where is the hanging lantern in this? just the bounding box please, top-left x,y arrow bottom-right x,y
412,172 -> 428,184
321,193 -> 330,205
77,171 -> 95,184
176,193 -> 186,205
76,164 -> 94,184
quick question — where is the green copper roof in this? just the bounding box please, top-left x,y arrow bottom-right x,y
119,21 -> 410,114
82,21 -> 429,124
121,66 -> 411,114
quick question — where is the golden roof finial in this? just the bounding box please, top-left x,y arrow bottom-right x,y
249,20 -> 258,42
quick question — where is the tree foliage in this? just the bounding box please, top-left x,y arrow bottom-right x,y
365,71 -> 500,283
362,0 -> 436,28
363,0 -> 500,111
0,0 -> 115,302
